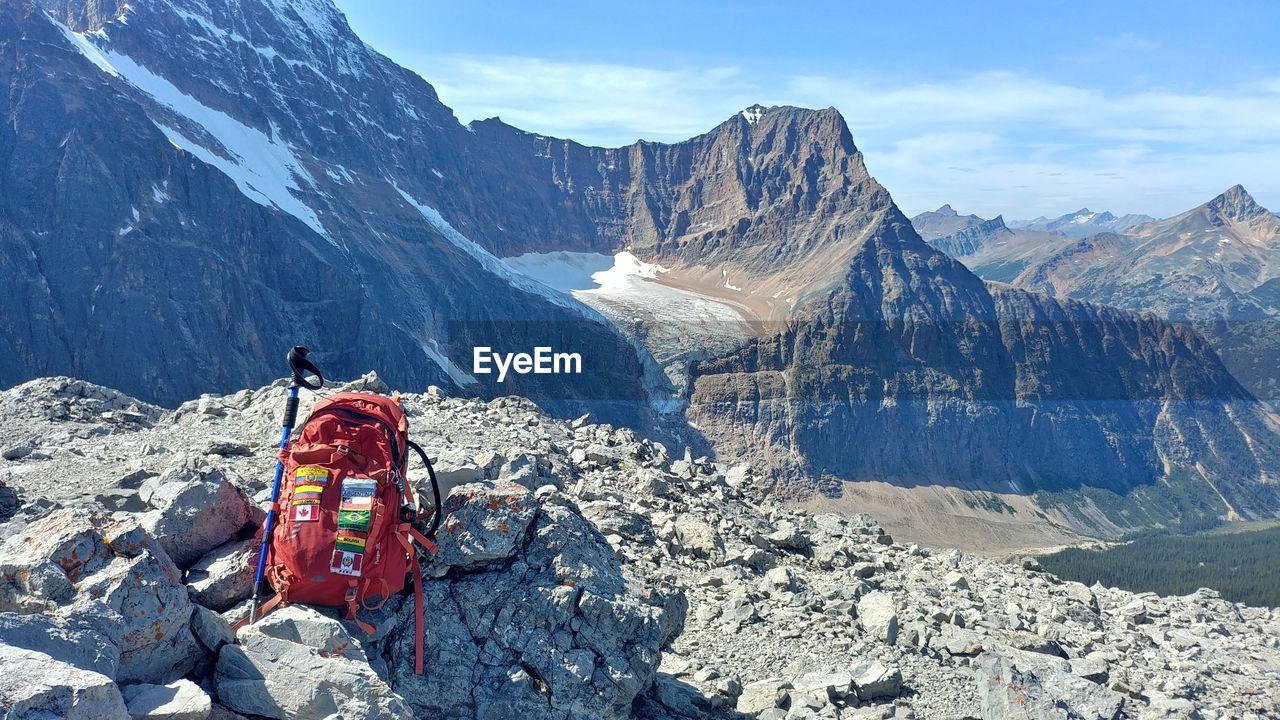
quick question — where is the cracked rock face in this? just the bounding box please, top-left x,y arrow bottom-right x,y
373,485 -> 683,720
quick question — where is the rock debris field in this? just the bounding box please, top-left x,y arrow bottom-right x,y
1,375 -> 1278,719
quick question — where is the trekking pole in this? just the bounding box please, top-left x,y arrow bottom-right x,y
248,346 -> 323,624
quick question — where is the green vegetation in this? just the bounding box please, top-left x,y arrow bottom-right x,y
960,492 -> 1016,515
1039,522 -> 1280,607
1033,466 -> 1232,536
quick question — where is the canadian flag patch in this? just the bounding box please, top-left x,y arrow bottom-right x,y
290,504 -> 317,522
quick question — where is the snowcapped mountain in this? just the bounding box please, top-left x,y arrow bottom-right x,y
1010,208 -> 1157,237
3,0 -> 653,423
3,0 -> 1279,540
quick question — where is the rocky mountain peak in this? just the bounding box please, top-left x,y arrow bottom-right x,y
740,103 -> 766,124
935,204 -> 957,215
1206,184 -> 1268,222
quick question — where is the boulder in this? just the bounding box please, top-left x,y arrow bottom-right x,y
977,652 -> 1124,720
140,460 -> 259,569
78,528 -> 203,684
0,509 -> 201,684
190,605 -> 235,654
214,606 -> 412,720
0,479 -> 18,521
737,678 -> 789,714
0,611 -> 122,677
185,539 -> 257,611
674,515 -> 724,559
431,481 -> 539,568
0,644 -> 129,719
857,591 -> 899,645
122,680 -> 213,720
0,509 -> 114,612
852,662 -> 902,700
791,671 -> 853,703
377,494 -> 683,720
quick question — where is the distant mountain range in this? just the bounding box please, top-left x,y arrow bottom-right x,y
915,186 -> 1280,403
1010,208 -> 1158,237
3,0 -> 1279,542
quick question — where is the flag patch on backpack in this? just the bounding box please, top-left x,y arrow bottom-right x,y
330,550 -> 363,576
289,467 -> 329,522
328,476 -> 376,576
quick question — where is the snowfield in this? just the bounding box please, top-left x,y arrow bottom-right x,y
503,251 -> 757,403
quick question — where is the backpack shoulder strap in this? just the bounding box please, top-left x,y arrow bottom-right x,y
406,439 -> 443,539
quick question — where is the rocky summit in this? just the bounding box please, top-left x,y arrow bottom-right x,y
1,375 -> 1277,719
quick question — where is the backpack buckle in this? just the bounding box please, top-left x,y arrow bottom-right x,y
344,585 -> 358,604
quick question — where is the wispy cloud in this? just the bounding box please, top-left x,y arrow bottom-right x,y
426,56 -> 759,142
411,54 -> 1280,218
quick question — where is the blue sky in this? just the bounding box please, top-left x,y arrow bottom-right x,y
334,1 -> 1280,219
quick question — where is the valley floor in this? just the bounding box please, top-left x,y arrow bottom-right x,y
798,481 -> 1093,559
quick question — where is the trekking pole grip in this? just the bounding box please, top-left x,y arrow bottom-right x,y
287,346 -> 324,390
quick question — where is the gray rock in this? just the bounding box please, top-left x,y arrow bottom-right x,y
0,480 -> 18,522
0,644 -> 129,719
792,671 -> 854,701
0,510 -> 200,684
765,521 -> 810,552
2,445 -> 33,461
431,481 -> 538,567
852,662 -> 902,700
674,515 -> 724,559
215,606 -> 412,720
858,591 -> 899,645
200,439 -> 252,457
977,652 -> 1123,720
378,498 -> 681,720
185,539 -> 257,611
190,605 -> 235,654
122,680 -> 213,720
737,678 -> 790,714
0,611 -> 122,677
0,509 -> 114,612
140,460 -> 258,569
77,535 -> 202,684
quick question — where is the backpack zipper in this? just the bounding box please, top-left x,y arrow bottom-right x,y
306,406 -> 402,469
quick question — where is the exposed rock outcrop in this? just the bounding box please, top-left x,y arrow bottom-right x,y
2,376 -> 1276,719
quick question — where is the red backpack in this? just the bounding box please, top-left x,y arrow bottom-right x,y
256,392 -> 441,674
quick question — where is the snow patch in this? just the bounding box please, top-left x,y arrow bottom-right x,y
388,180 -> 590,314
407,332 -> 477,387
62,31 -> 328,239
53,22 -> 119,77
431,168 -> 444,179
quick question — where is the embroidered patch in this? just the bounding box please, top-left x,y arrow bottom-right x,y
295,466 -> 330,485
290,504 -> 317,522
338,509 -> 371,533
330,549 -> 363,577
330,476 -> 376,576
335,532 -> 367,553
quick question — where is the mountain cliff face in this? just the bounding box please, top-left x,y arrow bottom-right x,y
2,0 -> 651,423
911,205 -> 1015,259
1008,186 -> 1280,403
687,196 -> 1280,536
3,0 -> 1279,539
